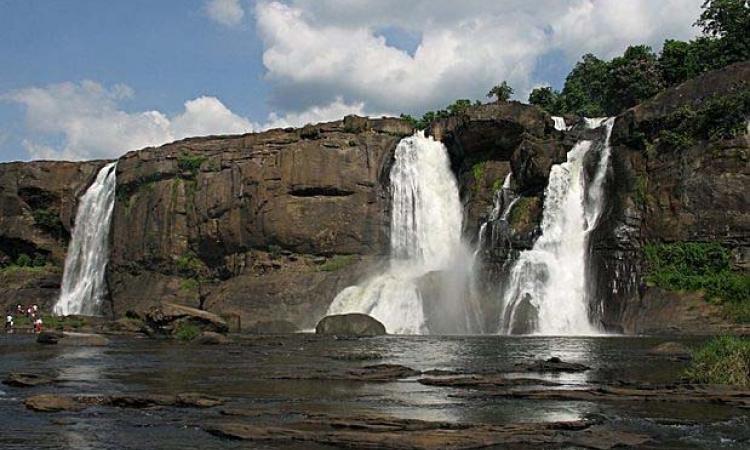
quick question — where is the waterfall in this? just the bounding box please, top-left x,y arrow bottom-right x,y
498,118 -> 614,335
474,172 -> 517,258
327,132 -> 471,334
552,116 -> 568,131
54,162 -> 118,316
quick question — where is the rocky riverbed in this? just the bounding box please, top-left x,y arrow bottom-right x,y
1,333 -> 748,449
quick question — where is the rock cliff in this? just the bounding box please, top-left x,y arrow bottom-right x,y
0,63 -> 747,334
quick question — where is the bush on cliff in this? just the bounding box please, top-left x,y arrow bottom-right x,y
685,336 -> 750,387
644,242 -> 750,322
529,0 -> 749,116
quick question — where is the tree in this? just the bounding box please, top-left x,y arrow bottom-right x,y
487,81 -> 514,102
659,39 -> 692,86
558,54 -> 609,116
695,0 -> 750,65
604,45 -> 664,114
447,99 -> 472,115
528,86 -> 561,114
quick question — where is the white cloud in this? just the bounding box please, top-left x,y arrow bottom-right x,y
262,97 -> 372,129
204,0 -> 245,27
256,0 -> 703,115
3,81 -> 255,161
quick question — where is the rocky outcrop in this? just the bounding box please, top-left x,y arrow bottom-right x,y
106,116 -> 413,328
0,160 -> 109,313
315,313 -> 387,336
590,61 -> 750,333
138,302 -> 229,336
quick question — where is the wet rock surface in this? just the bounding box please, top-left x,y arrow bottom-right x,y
315,313 -> 387,336
3,372 -> 56,387
2,335 -> 748,449
515,356 -> 591,373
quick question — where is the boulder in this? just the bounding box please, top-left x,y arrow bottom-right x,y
24,394 -> 89,412
648,342 -> 692,359
515,357 -> 590,373
58,332 -> 110,346
36,330 -> 64,345
245,320 -> 298,335
142,302 -> 229,336
315,313 -> 386,336
193,331 -> 232,345
3,373 -> 56,388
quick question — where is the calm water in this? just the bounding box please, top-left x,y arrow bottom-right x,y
0,334 -> 747,449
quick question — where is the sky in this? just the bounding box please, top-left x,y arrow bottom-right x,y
0,0 -> 703,162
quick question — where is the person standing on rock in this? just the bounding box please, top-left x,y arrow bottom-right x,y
5,312 -> 13,334
33,317 -> 43,334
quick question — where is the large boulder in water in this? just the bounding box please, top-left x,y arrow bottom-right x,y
315,313 -> 386,336
141,302 -> 229,336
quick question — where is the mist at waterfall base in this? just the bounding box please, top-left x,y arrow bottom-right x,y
53,162 -> 117,316
499,118 -> 614,335
327,132 -> 481,335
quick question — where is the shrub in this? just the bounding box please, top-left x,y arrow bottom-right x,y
173,322 -> 201,341
644,242 -> 750,322
177,154 -> 207,174
15,254 -> 32,267
487,81 -> 514,102
319,255 -> 355,272
471,162 -> 486,183
685,336 -> 750,387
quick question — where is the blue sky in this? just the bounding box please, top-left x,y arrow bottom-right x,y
0,0 -> 702,162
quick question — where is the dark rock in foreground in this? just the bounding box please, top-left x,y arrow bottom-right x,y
346,364 -> 420,381
36,331 -> 64,344
648,342 -> 692,359
36,331 -> 109,346
315,313 -> 386,336
515,357 -> 591,373
193,331 -> 232,345
3,373 -> 56,388
203,413 -> 650,449
140,302 -> 229,337
25,392 -> 224,412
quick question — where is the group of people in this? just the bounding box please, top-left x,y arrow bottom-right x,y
4,304 -> 43,334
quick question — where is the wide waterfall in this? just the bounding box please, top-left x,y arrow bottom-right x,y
327,131 -> 476,334
499,118 -> 614,335
54,162 -> 118,316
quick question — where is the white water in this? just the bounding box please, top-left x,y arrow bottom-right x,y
552,116 -> 568,131
499,118 -> 614,335
54,162 -> 118,316
327,132 -> 467,334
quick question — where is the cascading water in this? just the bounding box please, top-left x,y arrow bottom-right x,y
499,118 -> 614,335
54,162 -> 118,316
327,131 -> 475,334
552,116 -> 568,131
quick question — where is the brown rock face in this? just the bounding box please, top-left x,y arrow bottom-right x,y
107,117 -> 412,327
590,61 -> 750,333
0,160 -> 108,313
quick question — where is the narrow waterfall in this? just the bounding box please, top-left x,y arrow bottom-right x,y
54,162 -> 118,316
552,116 -> 568,131
327,131 -> 473,334
499,118 -> 614,335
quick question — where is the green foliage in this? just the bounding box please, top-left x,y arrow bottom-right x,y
644,242 -> 750,322
695,0 -> 750,65
492,177 -> 504,193
32,209 -> 64,236
557,53 -> 609,116
532,2 -> 749,116
634,175 -> 648,206
654,89 -> 750,151
15,254 -> 32,267
177,154 -> 207,174
318,255 -> 355,272
180,278 -> 200,292
528,86 -> 561,114
685,336 -> 750,387
471,162 -> 486,183
175,252 -> 204,274
487,81 -> 514,102
268,244 -> 283,258
604,45 -> 664,113
173,322 -> 201,341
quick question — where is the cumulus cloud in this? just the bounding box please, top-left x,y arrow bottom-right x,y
256,0 -> 702,115
2,80 -> 378,161
3,81 -> 254,161
204,0 -> 245,27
